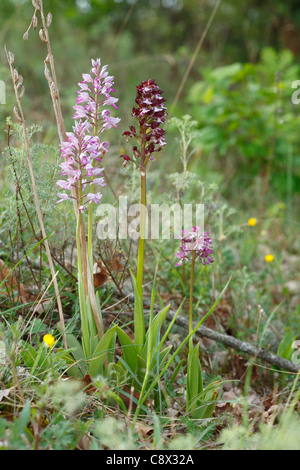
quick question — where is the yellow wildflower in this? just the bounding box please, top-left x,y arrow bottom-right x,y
265,254 -> 274,263
248,218 -> 257,227
43,334 -> 55,348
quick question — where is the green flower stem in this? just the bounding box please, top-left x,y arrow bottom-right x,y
136,137 -> 147,302
76,179 -> 89,296
188,252 -> 203,400
132,276 -> 231,426
76,214 -> 83,277
77,206 -> 104,345
189,252 -> 196,353
76,183 -> 84,286
87,202 -> 93,269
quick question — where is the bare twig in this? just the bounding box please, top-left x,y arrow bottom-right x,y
169,0 -> 221,117
167,309 -> 300,374
113,293 -> 300,374
5,47 -> 67,349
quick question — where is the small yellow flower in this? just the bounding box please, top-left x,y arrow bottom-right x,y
248,218 -> 257,227
265,254 -> 274,263
43,334 -> 55,348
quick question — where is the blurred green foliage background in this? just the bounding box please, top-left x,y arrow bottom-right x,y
1,0 -> 300,211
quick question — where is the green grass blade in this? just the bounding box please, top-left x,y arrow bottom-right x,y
132,276 -> 231,423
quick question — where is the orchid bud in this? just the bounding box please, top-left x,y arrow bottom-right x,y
121,79 -> 167,167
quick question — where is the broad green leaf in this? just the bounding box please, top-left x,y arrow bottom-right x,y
143,304 -> 170,360
277,331 -> 297,360
116,326 -> 137,373
192,381 -> 221,419
66,333 -> 87,376
20,341 -> 37,368
187,343 -> 201,410
136,353 -> 146,379
195,388 -> 218,419
88,325 -> 117,377
17,400 -> 31,431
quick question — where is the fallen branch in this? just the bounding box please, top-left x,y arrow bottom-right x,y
166,310 -> 300,374
106,288 -> 300,374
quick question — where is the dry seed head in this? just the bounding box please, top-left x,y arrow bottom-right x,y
18,86 -> 25,100
44,63 -> 52,81
257,304 -> 266,317
32,14 -> 38,30
51,82 -> 58,99
13,69 -> 19,83
16,75 -> 23,88
46,12 -> 52,28
32,0 -> 41,10
8,51 -> 15,65
23,30 -> 29,41
13,106 -> 22,122
39,28 -> 47,42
